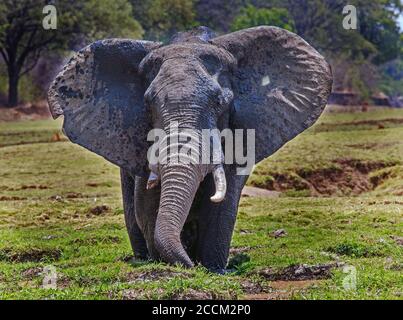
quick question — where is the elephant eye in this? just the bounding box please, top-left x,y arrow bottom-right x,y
200,54 -> 221,76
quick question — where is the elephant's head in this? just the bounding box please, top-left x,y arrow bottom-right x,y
48,26 -> 332,267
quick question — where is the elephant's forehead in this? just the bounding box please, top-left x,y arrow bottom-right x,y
150,43 -> 235,64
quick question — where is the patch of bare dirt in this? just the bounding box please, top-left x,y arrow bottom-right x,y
390,236 -> 403,246
20,184 -> 49,190
339,118 -> 403,126
229,246 -> 253,255
38,213 -> 51,222
269,279 -> 321,290
0,185 -> 48,191
298,159 -> 395,195
70,235 -> 121,245
241,186 -> 281,198
253,159 -> 398,196
89,205 -> 110,215
242,292 -> 288,300
270,229 -> 287,238
257,262 -> 344,281
0,248 -> 62,263
370,173 -> 390,188
346,142 -> 398,150
66,192 -> 85,199
120,288 -> 216,300
21,266 -> 71,288
387,263 -> 403,271
314,117 -> 403,132
49,193 -> 109,201
86,182 -> 100,187
125,269 -> 192,282
49,193 -> 86,201
0,196 -> 28,201
171,289 -> 215,300
243,280 -> 321,300
51,133 -> 62,142
120,288 -> 152,300
268,173 -> 311,192
21,267 -> 43,279
240,279 -> 270,295
56,275 -> 72,289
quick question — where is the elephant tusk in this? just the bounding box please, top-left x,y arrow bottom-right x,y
210,165 -> 226,203
146,171 -> 160,190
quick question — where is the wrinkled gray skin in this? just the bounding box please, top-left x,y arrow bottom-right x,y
48,26 -> 332,273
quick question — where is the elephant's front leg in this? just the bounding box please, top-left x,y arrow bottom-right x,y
197,165 -> 248,273
120,169 -> 148,260
134,176 -> 161,260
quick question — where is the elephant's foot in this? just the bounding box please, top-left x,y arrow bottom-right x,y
133,252 -> 148,261
124,254 -> 149,266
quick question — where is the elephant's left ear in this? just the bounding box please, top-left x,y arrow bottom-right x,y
48,39 -> 161,176
212,26 -> 332,163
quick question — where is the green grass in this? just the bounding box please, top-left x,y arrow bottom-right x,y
0,107 -> 402,300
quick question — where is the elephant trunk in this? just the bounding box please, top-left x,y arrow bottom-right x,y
153,126 -> 227,266
152,120 -> 228,267
154,163 -> 201,267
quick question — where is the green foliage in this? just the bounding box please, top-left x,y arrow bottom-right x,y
0,0 -> 143,53
0,0 -> 143,106
355,0 -> 403,64
282,0 -> 402,97
81,0 -> 144,40
1,0 -> 402,104
380,58 -> 403,96
0,2 -> 6,39
0,64 -> 6,94
0,68 -> 43,104
133,0 -> 197,41
194,0 -> 244,32
18,74 -> 43,103
231,5 -> 295,32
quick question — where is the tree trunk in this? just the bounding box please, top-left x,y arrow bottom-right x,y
7,67 -> 20,107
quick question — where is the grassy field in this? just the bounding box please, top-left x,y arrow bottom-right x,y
0,107 -> 402,300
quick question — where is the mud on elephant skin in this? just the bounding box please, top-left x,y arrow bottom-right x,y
48,26 -> 332,272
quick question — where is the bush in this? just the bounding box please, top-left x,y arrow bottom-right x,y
231,5 -> 295,32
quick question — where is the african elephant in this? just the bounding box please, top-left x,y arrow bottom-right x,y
47,26 -> 332,273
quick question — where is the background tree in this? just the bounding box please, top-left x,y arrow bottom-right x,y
282,0 -> 402,98
231,5 -> 295,32
194,0 -> 244,33
0,0 -> 143,107
131,0 -> 197,41
1,0 -> 401,107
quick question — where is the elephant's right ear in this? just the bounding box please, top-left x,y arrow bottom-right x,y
48,39 -> 161,176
